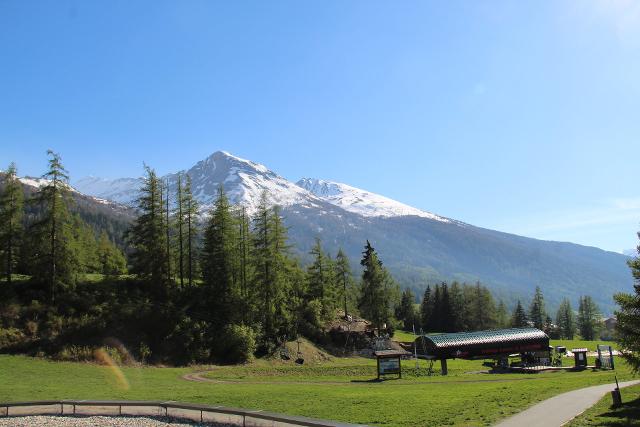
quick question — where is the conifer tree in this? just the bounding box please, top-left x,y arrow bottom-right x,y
396,288 -> 417,331
175,173 -> 185,287
183,174 -> 199,286
306,238 -> 336,318
127,165 -> 169,292
0,163 -> 24,284
529,286 -> 547,330
335,248 -> 354,318
495,300 -> 510,329
420,285 -> 433,332
471,281 -> 496,331
97,231 -> 127,275
250,194 -> 293,346
615,231 -> 640,371
555,298 -> 576,339
201,186 -> 239,326
512,300 -> 528,327
358,240 -> 396,332
30,150 -> 79,302
577,295 -> 601,340
448,281 -> 465,331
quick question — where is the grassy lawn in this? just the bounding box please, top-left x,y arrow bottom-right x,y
0,339 -> 635,427
568,384 -> 640,426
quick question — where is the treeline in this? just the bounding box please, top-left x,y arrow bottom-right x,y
125,164 -> 400,360
0,154 -> 127,293
395,283 -> 603,340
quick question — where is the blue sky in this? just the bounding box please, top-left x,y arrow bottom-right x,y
1,1 -> 640,253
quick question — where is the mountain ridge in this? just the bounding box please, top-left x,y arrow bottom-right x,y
69,150 -> 633,314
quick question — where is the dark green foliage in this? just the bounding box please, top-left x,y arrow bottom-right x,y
420,281 -> 498,332
215,324 -> 256,364
395,288 -> 418,331
577,295 -> 600,340
127,166 -> 169,291
335,248 -> 355,318
201,186 -> 241,326
0,163 -> 24,284
512,300 -> 528,327
306,238 -> 337,319
529,286 -> 547,330
358,241 -> 398,331
495,300 -> 510,329
556,298 -> 576,339
615,232 -> 640,372
29,151 -> 79,301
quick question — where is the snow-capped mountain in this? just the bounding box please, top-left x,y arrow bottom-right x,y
296,178 -> 449,222
74,177 -> 143,206
29,149 -> 634,314
74,151 -> 450,220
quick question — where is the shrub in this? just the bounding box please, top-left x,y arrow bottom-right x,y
55,345 -> 94,362
215,324 -> 256,364
0,327 -> 25,349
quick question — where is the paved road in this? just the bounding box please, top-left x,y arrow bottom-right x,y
494,379 -> 640,427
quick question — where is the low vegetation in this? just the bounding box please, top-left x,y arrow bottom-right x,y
568,383 -> 640,426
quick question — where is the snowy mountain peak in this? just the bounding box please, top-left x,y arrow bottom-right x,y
296,178 -> 450,222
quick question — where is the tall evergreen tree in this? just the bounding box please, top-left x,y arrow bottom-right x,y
127,165 -> 169,292
250,194 -> 293,347
512,300 -> 528,327
555,298 -> 576,339
615,230 -> 640,371
97,231 -> 127,275
334,248 -> 354,318
175,173 -> 185,287
201,186 -> 239,326
358,240 -> 396,332
183,174 -> 199,286
0,163 -> 24,284
471,281 -> 496,331
395,288 -> 417,331
306,238 -> 336,318
495,300 -> 510,329
577,295 -> 601,340
529,286 -> 547,330
30,150 -> 78,302
420,285 -> 434,332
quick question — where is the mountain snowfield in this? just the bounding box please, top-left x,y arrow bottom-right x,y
73,150 -> 447,221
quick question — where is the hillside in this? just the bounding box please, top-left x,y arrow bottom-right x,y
72,151 -> 633,313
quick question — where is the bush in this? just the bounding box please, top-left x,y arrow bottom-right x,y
55,345 -> 94,362
215,324 -> 256,364
0,327 -> 25,349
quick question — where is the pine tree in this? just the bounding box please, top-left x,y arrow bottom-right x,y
471,281 -> 496,331
175,173 -> 185,287
577,295 -> 601,340
183,174 -> 199,286
395,288 -> 417,331
97,231 -> 127,275
555,298 -> 576,339
529,286 -> 547,330
512,300 -> 528,327
448,282 -> 465,332
127,165 -> 169,292
615,231 -> 640,371
358,240 -> 396,332
335,248 -> 354,318
306,238 -> 336,318
201,186 -> 239,326
250,194 -> 293,347
495,300 -> 510,329
30,150 -> 79,302
420,285 -> 433,332
0,163 -> 24,284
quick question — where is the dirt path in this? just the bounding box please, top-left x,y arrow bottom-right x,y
181,369 -> 548,386
493,380 -> 640,427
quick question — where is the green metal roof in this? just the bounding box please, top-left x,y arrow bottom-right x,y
422,328 -> 547,348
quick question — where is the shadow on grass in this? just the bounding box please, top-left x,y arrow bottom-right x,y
598,397 -> 640,426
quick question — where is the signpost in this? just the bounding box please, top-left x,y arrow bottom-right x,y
374,350 -> 408,380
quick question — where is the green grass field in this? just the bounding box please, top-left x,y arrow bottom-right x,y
0,339 -> 635,426
568,383 -> 640,426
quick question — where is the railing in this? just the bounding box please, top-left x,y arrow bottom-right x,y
0,400 -> 369,427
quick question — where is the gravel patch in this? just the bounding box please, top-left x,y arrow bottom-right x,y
0,415 -> 238,426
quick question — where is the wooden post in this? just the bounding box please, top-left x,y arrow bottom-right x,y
376,357 -> 380,380
440,359 -> 448,375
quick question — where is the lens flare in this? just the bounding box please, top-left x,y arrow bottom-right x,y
94,348 -> 130,390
